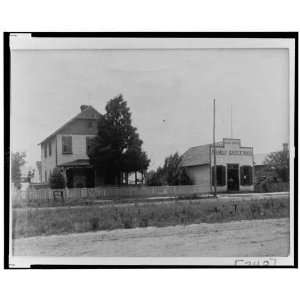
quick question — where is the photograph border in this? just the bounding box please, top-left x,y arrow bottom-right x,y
3,31 -> 298,269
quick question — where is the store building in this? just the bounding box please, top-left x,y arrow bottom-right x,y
181,138 -> 254,192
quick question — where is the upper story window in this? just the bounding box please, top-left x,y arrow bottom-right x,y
240,166 -> 253,185
86,137 -> 93,154
62,136 -> 72,154
44,144 -> 47,158
49,142 -> 52,156
87,121 -> 93,128
212,165 -> 226,186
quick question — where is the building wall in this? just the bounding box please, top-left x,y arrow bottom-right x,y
56,134 -> 96,165
185,164 -> 210,188
41,137 -> 57,183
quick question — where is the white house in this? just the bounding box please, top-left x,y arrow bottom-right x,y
39,105 -> 103,188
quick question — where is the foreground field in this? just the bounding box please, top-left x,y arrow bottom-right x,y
13,218 -> 289,257
12,195 -> 289,238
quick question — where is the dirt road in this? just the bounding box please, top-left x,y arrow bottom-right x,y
13,218 -> 289,257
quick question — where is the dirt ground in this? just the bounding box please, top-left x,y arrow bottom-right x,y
13,217 -> 289,257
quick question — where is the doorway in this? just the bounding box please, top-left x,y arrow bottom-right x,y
227,164 -> 239,192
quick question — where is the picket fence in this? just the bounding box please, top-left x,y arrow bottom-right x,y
11,184 -> 210,207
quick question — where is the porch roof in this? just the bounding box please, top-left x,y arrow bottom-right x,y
58,159 -> 92,168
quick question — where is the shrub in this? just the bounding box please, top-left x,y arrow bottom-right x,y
49,168 -> 66,189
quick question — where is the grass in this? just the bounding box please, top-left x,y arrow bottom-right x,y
12,197 -> 289,239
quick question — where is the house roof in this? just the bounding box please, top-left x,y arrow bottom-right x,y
181,144 -> 211,167
39,105 -> 101,145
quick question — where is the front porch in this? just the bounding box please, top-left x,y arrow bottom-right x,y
58,159 -> 100,188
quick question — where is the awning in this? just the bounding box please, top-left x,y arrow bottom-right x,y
58,159 -> 93,168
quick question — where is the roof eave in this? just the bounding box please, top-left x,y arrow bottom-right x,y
38,105 -> 101,145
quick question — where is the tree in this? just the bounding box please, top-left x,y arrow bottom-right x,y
264,150 -> 289,182
11,152 -> 26,189
146,167 -> 166,186
146,152 -> 192,186
88,94 -> 150,185
49,168 -> 66,189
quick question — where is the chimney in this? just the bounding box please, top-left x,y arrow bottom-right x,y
283,143 -> 289,152
80,105 -> 89,112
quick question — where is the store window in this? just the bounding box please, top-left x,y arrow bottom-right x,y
62,136 -> 72,154
240,165 -> 253,185
211,165 -> 226,186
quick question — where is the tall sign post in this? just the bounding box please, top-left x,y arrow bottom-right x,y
213,99 -> 217,197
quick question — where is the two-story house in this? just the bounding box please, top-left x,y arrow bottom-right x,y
39,105 -> 103,188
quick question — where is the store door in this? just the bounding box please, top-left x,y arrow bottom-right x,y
227,164 -> 239,192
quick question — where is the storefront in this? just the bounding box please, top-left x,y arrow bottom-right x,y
181,138 -> 254,193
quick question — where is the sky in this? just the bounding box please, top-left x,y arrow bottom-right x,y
10,48 -> 289,172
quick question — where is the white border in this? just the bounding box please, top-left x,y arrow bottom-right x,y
10,35 -> 294,50
9,35 -> 296,267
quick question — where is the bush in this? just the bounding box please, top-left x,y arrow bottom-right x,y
49,168 -> 66,189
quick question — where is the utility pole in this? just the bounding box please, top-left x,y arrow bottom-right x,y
230,104 -> 233,138
213,99 -> 217,197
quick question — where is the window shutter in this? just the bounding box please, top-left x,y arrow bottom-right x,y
240,166 -> 253,186
221,166 -> 226,186
248,166 -> 253,185
240,166 -> 244,185
212,165 -> 226,186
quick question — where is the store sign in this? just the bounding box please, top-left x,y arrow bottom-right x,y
211,148 -> 252,156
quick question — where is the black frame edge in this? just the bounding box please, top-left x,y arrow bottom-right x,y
3,31 -> 298,269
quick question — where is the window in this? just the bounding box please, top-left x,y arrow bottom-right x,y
44,144 -> 47,158
240,166 -> 253,185
86,137 -> 93,154
211,165 -> 226,186
88,121 -> 93,128
49,142 -> 52,156
62,136 -> 72,154
45,170 -> 47,183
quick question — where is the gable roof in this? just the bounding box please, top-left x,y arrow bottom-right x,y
181,144 -> 211,167
39,105 -> 101,145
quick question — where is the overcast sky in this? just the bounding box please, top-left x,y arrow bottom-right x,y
11,48 -> 289,171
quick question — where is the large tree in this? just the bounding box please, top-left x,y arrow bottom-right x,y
11,152 -> 26,189
146,152 -> 192,186
88,95 -> 150,185
264,149 -> 289,182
